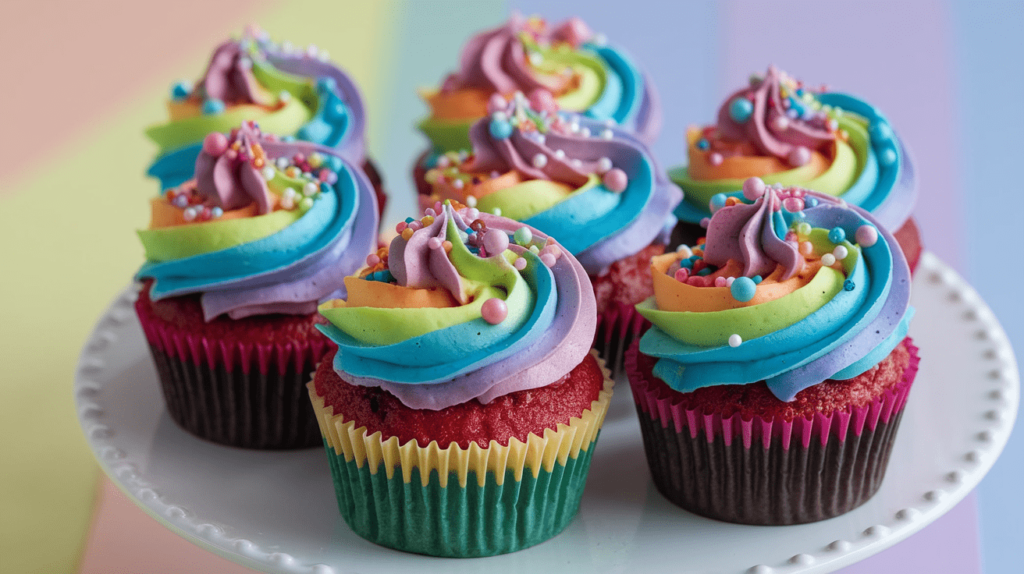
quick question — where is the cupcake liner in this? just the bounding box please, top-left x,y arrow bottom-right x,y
625,340 -> 920,525
361,157 -> 388,221
307,351 -> 615,557
136,301 -> 327,450
593,301 -> 650,376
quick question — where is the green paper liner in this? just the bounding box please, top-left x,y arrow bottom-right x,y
323,442 -> 597,557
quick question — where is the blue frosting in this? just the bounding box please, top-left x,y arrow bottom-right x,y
642,200 -> 913,401
584,44 -> 643,127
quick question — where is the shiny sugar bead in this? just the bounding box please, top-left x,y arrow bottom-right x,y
202,132 -> 229,156
202,99 -> 225,115
833,245 -> 849,260
828,227 -> 847,244
486,94 -> 507,114
171,81 -> 191,100
483,230 -> 510,255
481,298 -> 508,324
710,193 -> 728,213
788,146 -> 811,166
528,88 -> 557,113
856,225 -> 878,247
729,97 -> 754,123
743,177 -> 766,200
513,257 -> 527,270
728,334 -> 743,348
730,277 -> 757,302
489,117 -> 513,140
602,168 -> 628,193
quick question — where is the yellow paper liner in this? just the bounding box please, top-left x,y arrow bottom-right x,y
307,350 -> 614,488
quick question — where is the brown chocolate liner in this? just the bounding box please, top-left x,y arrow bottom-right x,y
592,301 -> 650,375
626,341 -> 919,525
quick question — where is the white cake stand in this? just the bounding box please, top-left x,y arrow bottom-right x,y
75,253 -> 1018,574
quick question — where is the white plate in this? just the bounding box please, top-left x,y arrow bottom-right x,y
75,253 -> 1018,574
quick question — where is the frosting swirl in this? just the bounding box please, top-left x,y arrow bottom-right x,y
146,26 -> 366,190
137,122 -> 379,320
423,94 -> 681,275
671,66 -> 916,231
638,178 -> 913,401
418,13 -> 661,155
316,202 -> 596,410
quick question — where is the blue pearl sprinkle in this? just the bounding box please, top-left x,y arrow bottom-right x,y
752,275 -> 763,284
731,277 -> 757,302
869,121 -> 893,142
729,97 -> 754,123
696,138 -> 710,150
879,148 -> 897,167
844,280 -> 856,291
828,227 -> 847,244
805,197 -> 819,208
489,118 -> 514,140
201,98 -> 225,115
710,193 -> 728,212
171,81 -> 191,100
317,76 -> 338,93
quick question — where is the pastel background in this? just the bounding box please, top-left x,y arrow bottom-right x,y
0,0 -> 1020,572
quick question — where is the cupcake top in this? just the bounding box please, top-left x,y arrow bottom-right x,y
316,201 -> 595,410
637,177 -> 913,401
146,26 -> 367,190
418,13 -> 661,157
670,66 -> 916,230
137,121 -> 378,320
423,93 -> 681,275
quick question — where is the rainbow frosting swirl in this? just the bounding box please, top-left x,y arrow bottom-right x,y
423,93 -> 681,276
316,202 -> 596,410
136,121 -> 378,320
638,177 -> 913,401
670,66 -> 916,231
418,13 -> 661,158
146,27 -> 367,190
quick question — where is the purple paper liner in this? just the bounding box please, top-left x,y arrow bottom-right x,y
136,300 -> 328,450
625,340 -> 920,525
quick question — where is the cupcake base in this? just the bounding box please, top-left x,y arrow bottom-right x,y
626,339 -> 919,525
590,243 -> 663,372
362,157 -> 388,221
135,284 -> 329,450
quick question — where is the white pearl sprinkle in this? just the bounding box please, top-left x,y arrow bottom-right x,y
306,44 -> 319,57
303,182 -> 319,196
318,50 -> 330,62
597,157 -> 613,173
600,129 -> 614,139
182,207 -> 197,222
821,253 -> 837,266
276,157 -> 289,169
281,40 -> 294,53
726,276 -> 736,287
604,119 -> 616,128
833,245 -> 849,260
571,159 -> 583,167
676,245 -> 693,258
593,33 -> 608,46
492,111 -> 508,123
580,127 -> 591,137
453,179 -> 465,190
534,134 -> 546,145
465,195 -> 477,207
437,156 -> 451,168
261,166 -> 275,181
570,121 -> 580,133
283,187 -> 297,200
278,90 -> 291,103
280,196 -> 295,210
729,334 -> 743,347
528,52 -> 543,65
553,149 -> 565,159
492,207 -> 502,216
532,154 -> 548,168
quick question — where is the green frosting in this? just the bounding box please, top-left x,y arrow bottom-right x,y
145,97 -> 313,155
250,58 -> 318,111
323,440 -> 597,558
416,116 -> 476,155
319,224 -> 533,346
477,174 -> 599,221
524,38 -> 606,113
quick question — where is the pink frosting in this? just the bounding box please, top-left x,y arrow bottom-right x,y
716,66 -> 834,160
193,122 -> 272,214
197,41 -> 273,105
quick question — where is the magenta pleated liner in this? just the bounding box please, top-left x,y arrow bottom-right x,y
625,341 -> 920,525
593,300 -> 650,376
136,305 -> 329,450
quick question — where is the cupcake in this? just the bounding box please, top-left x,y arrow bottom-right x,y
414,13 -> 661,196
669,66 -> 920,272
420,94 -> 682,370
626,177 -> 918,524
145,26 -> 387,218
135,121 -> 379,449
308,202 -> 614,556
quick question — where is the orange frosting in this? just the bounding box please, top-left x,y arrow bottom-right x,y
337,276 -> 460,309
432,169 -> 532,203
423,88 -> 493,121
148,192 -> 282,229
651,253 -> 822,313
684,126 -> 832,181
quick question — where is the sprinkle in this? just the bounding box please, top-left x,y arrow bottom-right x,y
828,227 -> 847,244
844,280 -> 856,291
303,182 -> 319,196
730,277 -> 757,302
726,277 -> 735,287
182,207 -> 198,222
597,157 -> 613,173
453,179 -> 465,190
492,207 -> 502,216
600,129 -> 613,139
172,195 -> 189,208
553,149 -> 565,159
201,99 -> 225,115
262,166 -> 275,181
210,207 -> 223,219
799,241 -> 814,256
483,229 -> 510,254
856,225 -> 878,247
833,245 -> 849,260
366,254 -> 381,266
674,268 -> 690,282
299,197 -> 314,211
696,138 -> 710,150
395,221 -> 407,233
788,146 -> 811,166
465,195 -> 478,208
540,253 -> 556,267
514,257 -> 528,270
283,187 -> 297,200
532,153 -> 548,168
579,127 -> 591,137
401,228 -> 414,241
714,276 -> 727,287
797,222 -> 812,237
676,245 -> 693,258
728,334 -> 743,348
602,168 -> 628,193
743,177 -> 766,200
427,237 -> 442,250
422,215 -> 435,226
442,240 -> 453,253
821,253 -> 837,266
529,245 -> 540,254
513,227 -> 533,246
708,152 -> 723,166
700,217 -> 710,229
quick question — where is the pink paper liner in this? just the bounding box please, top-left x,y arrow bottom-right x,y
135,298 -> 329,449
626,340 -> 919,450
593,301 -> 650,374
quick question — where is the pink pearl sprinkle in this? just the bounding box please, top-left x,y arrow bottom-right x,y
783,197 -> 805,213
771,115 -> 790,131
202,132 -> 229,157
602,168 -> 628,193
483,230 -> 509,255
427,237 -> 442,250
714,276 -> 727,287
396,221 -> 407,233
742,177 -> 766,200
800,241 -> 814,256
856,225 -> 879,247
788,146 -> 811,167
528,88 -> 557,113
541,253 -> 557,267
708,152 -> 723,166
674,268 -> 690,282
514,257 -> 527,270
366,254 -> 381,266
481,298 -> 508,325
486,93 -> 508,114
